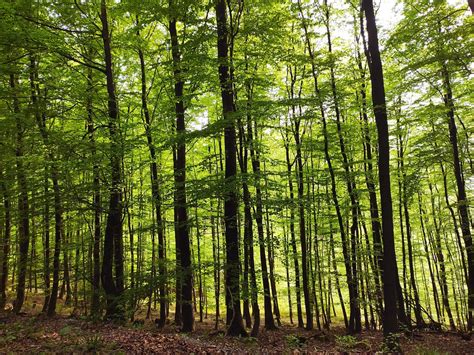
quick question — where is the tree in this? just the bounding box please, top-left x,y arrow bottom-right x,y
11,73 -> 30,315
362,0 -> 402,348
169,1 -> 193,332
0,168 -> 10,309
215,0 -> 247,337
100,0 -> 124,320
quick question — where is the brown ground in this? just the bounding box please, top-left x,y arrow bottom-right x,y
0,311 -> 471,354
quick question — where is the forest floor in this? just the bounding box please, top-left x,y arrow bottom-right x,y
0,311 -> 472,354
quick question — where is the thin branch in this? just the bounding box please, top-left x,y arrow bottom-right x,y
59,52 -> 106,74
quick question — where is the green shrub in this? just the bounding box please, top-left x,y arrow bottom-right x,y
79,334 -> 105,352
285,334 -> 305,348
336,335 -> 370,351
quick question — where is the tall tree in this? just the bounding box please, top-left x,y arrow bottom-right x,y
248,92 -> 276,331
324,0 -> 361,332
100,0 -> 124,320
362,0 -> 403,348
135,15 -> 167,327
28,56 -> 64,317
85,63 -> 102,318
442,63 -> 473,331
11,73 -> 30,315
169,1 -> 193,332
215,0 -> 247,337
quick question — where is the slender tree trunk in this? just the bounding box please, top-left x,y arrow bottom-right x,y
442,64 -> 473,332
356,15 -> 384,320
41,171 -> 50,313
283,223 -> 293,325
100,0 -> 124,320
136,21 -> 166,327
11,73 -> 30,315
428,183 -> 456,330
325,2 -> 361,332
298,2 -> 352,330
397,122 -> 424,327
263,162 -> 281,326
47,164 -> 62,317
362,0 -> 403,346
418,192 -> 441,324
248,107 -> 276,331
216,0 -> 246,336
293,116 -> 312,330
396,132 -> 410,323
195,205 -> 203,323
85,65 -> 102,319
209,143 -> 222,330
285,74 -> 304,328
310,155 -> 327,329
241,188 -> 251,329
438,159 -> 469,284
209,143 -> 221,329
239,146 -> 260,335
63,231 -> 72,306
169,11 -> 193,332
237,89 -> 256,330
126,191 -> 135,320
286,61 -> 312,331
0,168 -> 10,309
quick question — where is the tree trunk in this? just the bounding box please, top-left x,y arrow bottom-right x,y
442,63 -> 473,332
100,0 -> 124,320
11,73 -> 30,315
41,172 -> 50,313
283,223 -> 293,325
397,121 -> 424,327
355,18 -> 384,318
169,10 -> 193,332
0,168 -> 10,309
325,2 -> 361,332
284,77 -> 304,328
63,230 -> 72,306
248,105 -> 276,331
216,0 -> 247,336
362,0 -> 403,346
86,65 -> 102,318
418,192 -> 441,323
136,20 -> 167,326
263,162 -> 281,326
237,87 -> 257,331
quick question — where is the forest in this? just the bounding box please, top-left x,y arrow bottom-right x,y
0,0 -> 473,353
